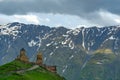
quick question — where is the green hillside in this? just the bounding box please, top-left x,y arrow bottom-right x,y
79,50 -> 120,80
0,60 -> 65,80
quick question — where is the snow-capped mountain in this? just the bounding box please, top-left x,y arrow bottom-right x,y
1,22 -> 120,80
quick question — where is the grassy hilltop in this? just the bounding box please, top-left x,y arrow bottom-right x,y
0,60 -> 65,80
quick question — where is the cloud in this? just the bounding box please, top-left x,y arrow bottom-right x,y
83,10 -> 120,26
0,0 -> 120,27
0,0 -> 120,16
0,10 -> 120,28
0,0 -> 3,2
0,13 -> 98,28
99,10 -> 120,24
14,14 -> 40,24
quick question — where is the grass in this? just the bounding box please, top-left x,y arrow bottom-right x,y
79,50 -> 117,80
0,60 -> 64,80
0,71 -> 64,80
94,49 -> 113,54
0,60 -> 32,74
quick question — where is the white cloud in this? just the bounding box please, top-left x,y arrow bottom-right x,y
114,19 -> 120,23
0,11 -> 120,28
0,0 -> 3,2
0,13 -> 101,28
99,10 -> 120,24
0,0 -> 32,2
14,14 -> 40,24
45,18 -> 50,22
80,10 -> 120,27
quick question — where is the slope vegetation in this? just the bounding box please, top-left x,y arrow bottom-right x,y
0,60 -> 65,80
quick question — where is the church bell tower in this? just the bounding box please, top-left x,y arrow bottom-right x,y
36,52 -> 43,65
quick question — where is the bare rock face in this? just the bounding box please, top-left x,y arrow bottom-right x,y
17,48 -> 29,62
36,53 -> 43,65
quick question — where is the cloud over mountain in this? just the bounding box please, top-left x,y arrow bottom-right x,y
0,0 -> 120,28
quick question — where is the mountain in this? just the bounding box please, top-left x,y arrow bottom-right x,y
0,22 -> 120,80
0,60 -> 65,80
79,49 -> 120,80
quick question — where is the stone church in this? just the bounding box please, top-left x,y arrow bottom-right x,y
16,48 -> 29,62
16,48 -> 56,73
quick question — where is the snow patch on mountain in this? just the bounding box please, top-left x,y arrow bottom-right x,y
109,36 -> 115,40
62,65 -> 68,73
43,33 -> 53,39
46,41 -> 54,47
0,25 -> 20,36
69,55 -> 74,60
82,28 -> 85,49
50,52 -> 54,56
62,34 -> 69,37
28,40 -> 37,47
72,28 -> 81,35
69,40 -> 75,49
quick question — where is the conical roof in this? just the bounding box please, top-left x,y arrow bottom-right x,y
20,48 -> 26,51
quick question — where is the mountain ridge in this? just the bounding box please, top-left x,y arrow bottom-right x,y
1,22 -> 120,80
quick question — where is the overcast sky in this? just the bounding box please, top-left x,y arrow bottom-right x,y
0,0 -> 120,28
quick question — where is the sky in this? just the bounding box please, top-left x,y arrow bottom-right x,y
0,0 -> 120,28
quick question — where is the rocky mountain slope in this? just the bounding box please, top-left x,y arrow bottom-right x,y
79,49 -> 120,80
0,22 -> 120,80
